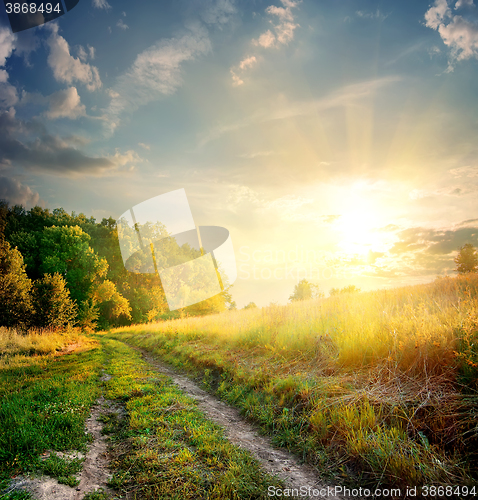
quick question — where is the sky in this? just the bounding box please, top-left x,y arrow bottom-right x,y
1,0 -> 478,307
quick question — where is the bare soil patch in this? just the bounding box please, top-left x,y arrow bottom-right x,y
6,380 -> 120,500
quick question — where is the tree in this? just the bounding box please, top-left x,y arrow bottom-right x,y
243,302 -> 257,310
455,243 -> 478,274
0,240 -> 33,328
289,279 -> 323,302
38,225 -> 130,329
32,273 -> 77,329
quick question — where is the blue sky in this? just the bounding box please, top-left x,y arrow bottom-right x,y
2,0 -> 478,306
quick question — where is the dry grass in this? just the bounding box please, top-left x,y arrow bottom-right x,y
0,326 -> 88,369
108,274 -> 478,487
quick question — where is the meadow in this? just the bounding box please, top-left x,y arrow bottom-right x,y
109,274 -> 478,490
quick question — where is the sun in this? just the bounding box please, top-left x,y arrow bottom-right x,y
334,209 -> 392,256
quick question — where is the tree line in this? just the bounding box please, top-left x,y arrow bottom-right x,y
0,202 -> 233,331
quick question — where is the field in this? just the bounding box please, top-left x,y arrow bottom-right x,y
1,274 -> 478,499
108,274 -> 478,489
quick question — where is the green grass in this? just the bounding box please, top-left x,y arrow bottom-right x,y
0,342 -> 102,493
100,337 -> 283,499
107,274 -> 478,489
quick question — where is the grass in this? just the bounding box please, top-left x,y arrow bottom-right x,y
0,326 -> 85,359
99,337 -> 282,499
107,274 -> 478,489
0,338 -> 102,495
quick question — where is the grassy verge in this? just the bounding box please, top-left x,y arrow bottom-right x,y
0,338 -> 102,496
107,275 -> 478,490
100,337 -> 282,499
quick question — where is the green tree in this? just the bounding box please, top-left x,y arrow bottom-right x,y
0,240 -> 33,328
455,243 -> 478,274
32,273 -> 77,329
39,225 -> 108,306
289,279 -> 323,302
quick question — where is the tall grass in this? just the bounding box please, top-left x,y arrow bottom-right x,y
0,327 -> 86,366
109,274 -> 478,488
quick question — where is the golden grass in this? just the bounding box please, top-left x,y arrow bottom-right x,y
0,326 -> 89,369
108,275 -> 478,487
113,274 -> 478,381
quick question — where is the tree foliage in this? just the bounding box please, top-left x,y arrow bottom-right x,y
243,302 -> 258,310
289,279 -> 323,302
32,273 -> 77,329
455,243 -> 478,274
0,239 -> 33,328
0,201 -> 234,330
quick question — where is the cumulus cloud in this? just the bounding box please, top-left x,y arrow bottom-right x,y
46,24 -> 102,91
0,176 -> 42,208
425,0 -> 478,69
253,30 -> 276,48
252,0 -> 301,48
232,0 -> 301,85
106,24 -> 211,130
230,56 -> 257,86
0,71 -> 18,109
45,87 -> 86,119
0,27 -> 15,67
0,29 -> 18,109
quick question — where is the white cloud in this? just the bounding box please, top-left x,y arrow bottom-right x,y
88,45 -> 95,59
92,0 -> 111,9
0,26 -> 15,67
253,30 -> 276,48
252,0 -> 301,48
108,149 -> 142,167
449,165 -> 478,176
231,56 -> 257,86
438,15 -> 478,60
275,21 -> 298,44
0,64 -> 18,110
117,19 -> 129,30
138,142 -> 150,150
239,55 -> 257,70
0,176 -> 42,208
234,0 -> 300,85
425,0 -> 451,29
77,45 -> 87,61
455,0 -> 474,8
425,0 -> 478,68
106,25 -> 211,130
266,5 -> 293,21
46,24 -> 102,91
45,87 -> 86,119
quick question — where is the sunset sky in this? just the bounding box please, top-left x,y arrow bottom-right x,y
1,0 -> 478,306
